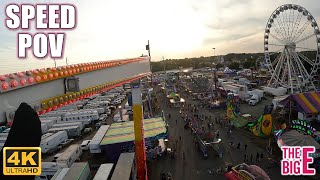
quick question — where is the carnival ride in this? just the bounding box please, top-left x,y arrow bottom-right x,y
225,163 -> 270,180
264,4 -> 320,93
248,105 -> 274,137
226,92 -> 274,137
226,93 -> 249,128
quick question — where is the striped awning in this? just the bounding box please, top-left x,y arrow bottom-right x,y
291,91 -> 320,114
100,117 -> 167,145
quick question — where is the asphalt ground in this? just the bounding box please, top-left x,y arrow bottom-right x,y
147,90 -> 317,180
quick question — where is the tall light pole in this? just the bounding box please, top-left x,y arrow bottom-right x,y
212,48 -> 216,59
146,40 -> 152,86
53,58 -> 57,68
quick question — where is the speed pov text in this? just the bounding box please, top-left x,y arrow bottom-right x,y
5,4 -> 77,59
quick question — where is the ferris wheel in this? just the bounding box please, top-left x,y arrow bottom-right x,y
264,4 -> 320,93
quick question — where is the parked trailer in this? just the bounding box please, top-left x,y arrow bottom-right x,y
51,168 -> 70,180
52,122 -> 85,131
89,125 -> 110,154
40,131 -> 68,154
56,144 -> 82,168
82,107 -> 105,114
41,120 -> 55,129
62,162 -> 91,180
48,126 -> 82,138
40,116 -> 62,123
41,124 -> 48,134
0,136 -> 7,143
40,111 -> 71,118
263,86 -> 287,96
111,153 -> 136,180
41,133 -> 54,140
0,133 -> 8,137
93,163 -> 114,180
63,110 -> 99,121
35,162 -> 60,180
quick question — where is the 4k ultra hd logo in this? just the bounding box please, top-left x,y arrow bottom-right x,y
281,146 -> 316,176
3,147 -> 41,176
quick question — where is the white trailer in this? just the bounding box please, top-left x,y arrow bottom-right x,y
82,107 -> 105,114
40,116 -> 61,123
53,122 -> 84,131
40,111 -> 71,118
41,124 -> 48,134
40,131 -> 68,154
232,84 -> 249,100
272,95 -> 289,109
94,96 -> 112,102
48,126 -> 82,138
56,144 -> 82,168
0,133 -> 8,137
0,136 -> 7,143
51,168 -> 69,180
93,163 -> 114,180
89,125 -> 110,154
63,162 -> 91,180
35,162 -> 60,180
263,86 -> 287,96
56,104 -> 78,111
0,143 -> 4,150
41,133 -> 54,140
41,120 -> 55,129
63,110 -> 99,121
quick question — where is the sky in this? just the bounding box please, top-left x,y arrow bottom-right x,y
0,0 -> 319,74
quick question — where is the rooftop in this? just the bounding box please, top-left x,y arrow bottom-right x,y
100,117 -> 167,145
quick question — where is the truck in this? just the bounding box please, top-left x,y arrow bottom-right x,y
63,162 -> 91,180
248,94 -> 261,106
89,125 -> 110,154
245,89 -> 264,102
56,144 -> 82,168
40,131 -> 68,154
231,84 -> 248,100
47,125 -> 82,138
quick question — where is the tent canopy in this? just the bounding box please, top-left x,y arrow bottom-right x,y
277,130 -> 320,149
100,117 -> 167,145
280,91 -> 320,114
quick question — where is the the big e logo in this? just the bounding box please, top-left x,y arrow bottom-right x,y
281,146 -> 316,176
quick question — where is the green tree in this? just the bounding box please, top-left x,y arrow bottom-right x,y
229,62 -> 240,70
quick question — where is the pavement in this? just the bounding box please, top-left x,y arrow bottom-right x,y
147,90 -> 317,180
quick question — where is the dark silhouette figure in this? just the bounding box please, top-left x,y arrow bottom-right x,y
260,153 -> 264,160
237,142 -> 240,150
0,103 -> 42,180
256,152 -> 260,162
244,144 -> 248,151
